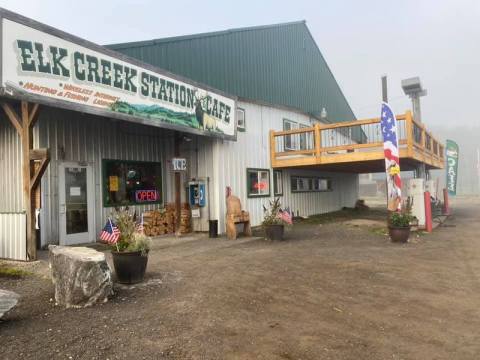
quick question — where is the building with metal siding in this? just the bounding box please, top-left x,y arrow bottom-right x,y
0,9 -> 360,260
212,100 -> 358,233
106,21 -> 356,125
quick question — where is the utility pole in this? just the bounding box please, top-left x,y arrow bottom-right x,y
381,75 -> 388,103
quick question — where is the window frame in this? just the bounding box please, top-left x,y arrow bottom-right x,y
102,159 -> 163,207
283,119 -> 311,151
290,175 -> 332,193
237,108 -> 246,132
283,118 -> 297,151
246,168 -> 271,198
273,170 -> 283,196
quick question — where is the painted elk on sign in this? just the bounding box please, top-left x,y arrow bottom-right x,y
194,91 -> 217,131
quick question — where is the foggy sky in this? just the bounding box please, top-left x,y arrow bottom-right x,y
1,0 -> 479,129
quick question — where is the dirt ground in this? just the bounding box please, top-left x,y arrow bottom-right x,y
1,197 -> 480,359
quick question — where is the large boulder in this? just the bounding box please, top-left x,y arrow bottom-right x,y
49,246 -> 113,308
0,289 -> 19,319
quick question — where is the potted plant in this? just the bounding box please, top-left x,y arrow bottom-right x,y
104,208 -> 152,284
388,199 -> 415,243
262,198 -> 292,240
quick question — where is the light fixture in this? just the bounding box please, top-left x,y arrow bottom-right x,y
401,77 -> 427,123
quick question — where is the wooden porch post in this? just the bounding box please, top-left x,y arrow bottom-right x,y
1,100 -> 49,260
314,123 -> 322,161
405,111 -> 414,158
174,133 -> 181,233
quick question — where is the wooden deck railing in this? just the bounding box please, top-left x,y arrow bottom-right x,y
270,111 -> 445,169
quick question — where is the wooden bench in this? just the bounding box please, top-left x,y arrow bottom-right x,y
226,195 -> 252,240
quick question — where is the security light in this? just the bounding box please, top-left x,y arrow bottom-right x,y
401,76 -> 427,123
401,77 -> 427,97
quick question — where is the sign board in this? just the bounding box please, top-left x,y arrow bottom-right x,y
445,139 -> 459,196
135,190 -> 159,203
191,208 -> 201,218
172,158 -> 187,171
0,14 -> 237,140
109,176 -> 119,192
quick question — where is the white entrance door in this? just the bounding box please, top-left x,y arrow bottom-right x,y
59,162 -> 95,245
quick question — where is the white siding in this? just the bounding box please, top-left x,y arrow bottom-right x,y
0,114 -> 23,212
2,100 -> 359,250
213,101 -> 359,232
0,213 -> 26,261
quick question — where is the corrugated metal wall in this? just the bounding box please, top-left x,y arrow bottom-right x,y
0,213 -> 26,261
37,107 -> 215,245
2,101 -> 358,248
0,113 -> 23,212
213,101 -> 359,232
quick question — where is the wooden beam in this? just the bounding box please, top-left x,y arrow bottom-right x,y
314,123 -> 321,158
274,127 -> 315,137
269,130 -> 276,167
31,155 -> 50,192
30,148 -> 48,160
28,103 -> 40,128
1,102 -> 23,135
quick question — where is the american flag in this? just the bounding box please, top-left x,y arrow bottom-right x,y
100,218 -> 120,244
277,207 -> 293,225
381,102 -> 402,209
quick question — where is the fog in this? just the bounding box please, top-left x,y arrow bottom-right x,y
430,125 -> 480,195
1,0 -> 478,192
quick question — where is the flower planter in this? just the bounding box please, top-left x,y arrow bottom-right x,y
111,251 -> 149,284
264,224 -> 285,241
388,226 -> 411,243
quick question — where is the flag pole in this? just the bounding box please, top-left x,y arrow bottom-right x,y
381,75 -> 391,221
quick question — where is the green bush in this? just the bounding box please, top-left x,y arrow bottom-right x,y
390,212 -> 414,227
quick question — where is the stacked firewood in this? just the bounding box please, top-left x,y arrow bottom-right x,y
179,203 -> 191,234
143,203 -> 191,236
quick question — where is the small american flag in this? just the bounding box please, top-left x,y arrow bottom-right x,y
135,213 -> 144,234
100,218 -> 120,244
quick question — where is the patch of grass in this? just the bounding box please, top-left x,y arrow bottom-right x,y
0,266 -> 32,278
370,227 -> 389,236
298,207 -> 387,225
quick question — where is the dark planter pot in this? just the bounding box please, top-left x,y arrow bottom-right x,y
388,226 -> 411,243
111,251 -> 149,284
264,224 -> 285,241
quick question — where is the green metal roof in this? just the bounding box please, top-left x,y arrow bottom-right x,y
107,21 -> 356,124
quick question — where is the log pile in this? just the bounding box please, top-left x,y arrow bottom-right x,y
143,203 -> 191,236
179,203 -> 191,234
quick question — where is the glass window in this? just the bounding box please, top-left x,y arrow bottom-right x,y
247,168 -> 270,197
291,176 -> 332,193
273,170 -> 283,196
103,159 -> 162,207
299,124 -> 309,151
283,119 -> 296,151
284,120 -> 311,151
237,108 -> 246,131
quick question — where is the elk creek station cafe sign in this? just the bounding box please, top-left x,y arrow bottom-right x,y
1,17 -> 236,139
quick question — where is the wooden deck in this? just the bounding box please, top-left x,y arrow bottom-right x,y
270,111 -> 444,173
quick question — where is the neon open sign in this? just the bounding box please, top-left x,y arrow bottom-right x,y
135,190 -> 158,203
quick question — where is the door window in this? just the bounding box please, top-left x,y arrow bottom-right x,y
64,167 -> 88,234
